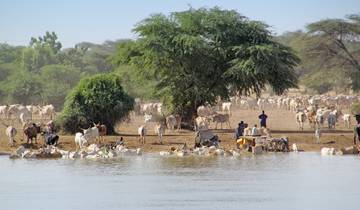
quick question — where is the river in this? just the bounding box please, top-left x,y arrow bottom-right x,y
0,153 -> 359,210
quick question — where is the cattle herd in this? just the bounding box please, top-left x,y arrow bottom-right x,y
134,94 -> 360,145
0,104 -> 56,122
1,94 -> 360,148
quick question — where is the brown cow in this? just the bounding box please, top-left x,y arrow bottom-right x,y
23,123 -> 41,144
95,123 -> 107,144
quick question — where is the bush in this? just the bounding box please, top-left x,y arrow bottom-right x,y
57,73 -> 134,134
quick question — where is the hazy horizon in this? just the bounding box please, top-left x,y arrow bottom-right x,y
1,0 -> 359,48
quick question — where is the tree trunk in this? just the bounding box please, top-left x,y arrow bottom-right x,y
180,105 -> 197,130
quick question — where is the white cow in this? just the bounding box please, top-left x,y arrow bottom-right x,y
295,111 -> 306,130
221,102 -> 232,116
144,113 -> 153,123
321,147 -> 336,156
195,116 -> 210,131
7,104 -> 21,119
81,125 -> 99,144
0,105 -> 8,118
5,125 -> 17,146
141,102 -> 163,115
197,105 -> 215,117
342,114 -> 351,129
26,105 -> 42,119
138,125 -> 146,144
74,132 -> 88,149
154,123 -> 166,144
39,104 -> 55,120
19,112 -> 31,125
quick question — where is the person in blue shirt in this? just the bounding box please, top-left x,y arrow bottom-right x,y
258,110 -> 268,128
235,121 -> 245,139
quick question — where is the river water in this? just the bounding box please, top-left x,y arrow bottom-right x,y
0,153 -> 359,210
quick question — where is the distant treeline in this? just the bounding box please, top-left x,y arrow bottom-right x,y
0,32 -> 130,109
0,13 -> 359,110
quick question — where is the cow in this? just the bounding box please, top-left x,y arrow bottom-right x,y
74,132 -> 87,149
166,115 -> 177,131
212,113 -> 231,129
26,105 -> 42,120
195,116 -> 211,131
315,108 -> 331,127
295,111 -> 306,130
343,114 -> 351,129
19,112 -> 31,125
138,125 -> 146,144
0,105 -> 8,118
81,125 -> 99,144
95,123 -> 107,144
6,104 -> 31,122
4,124 -> 17,146
165,114 -> 182,131
154,122 -> 166,144
306,110 -> 316,128
39,104 -> 55,120
24,123 -> 41,144
197,105 -> 215,117
141,102 -> 163,115
222,102 -> 232,116
327,112 -> 337,129
7,104 -> 21,119
144,113 -> 153,123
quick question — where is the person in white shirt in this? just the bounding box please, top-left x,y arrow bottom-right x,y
251,124 -> 260,136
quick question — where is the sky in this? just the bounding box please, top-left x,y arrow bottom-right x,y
0,0 -> 359,48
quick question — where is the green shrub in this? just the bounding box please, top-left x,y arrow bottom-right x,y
57,73 -> 134,134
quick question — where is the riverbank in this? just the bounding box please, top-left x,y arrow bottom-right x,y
0,130 -> 356,155
1,108 -> 357,155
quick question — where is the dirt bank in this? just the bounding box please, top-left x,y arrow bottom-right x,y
0,109 -> 357,154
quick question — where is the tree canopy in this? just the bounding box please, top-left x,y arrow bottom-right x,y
113,7 -> 299,119
275,13 -> 360,94
305,14 -> 360,91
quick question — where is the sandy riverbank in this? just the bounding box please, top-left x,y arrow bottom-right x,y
0,109 -> 357,155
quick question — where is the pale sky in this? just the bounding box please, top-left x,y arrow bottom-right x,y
0,0 -> 359,48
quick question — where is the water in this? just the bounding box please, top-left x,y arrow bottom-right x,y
1,153 -> 359,210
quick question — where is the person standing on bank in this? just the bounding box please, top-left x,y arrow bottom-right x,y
258,110 -> 268,128
235,121 -> 245,139
354,114 -> 360,145
315,126 -> 321,144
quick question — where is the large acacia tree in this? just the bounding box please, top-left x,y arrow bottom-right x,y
113,7 -> 299,121
306,14 -> 360,90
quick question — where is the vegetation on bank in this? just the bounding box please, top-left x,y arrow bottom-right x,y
57,74 -> 134,134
